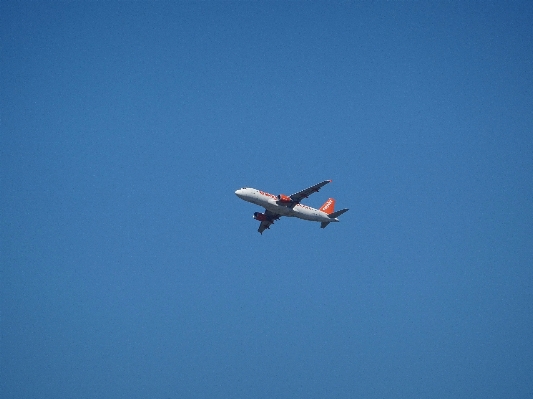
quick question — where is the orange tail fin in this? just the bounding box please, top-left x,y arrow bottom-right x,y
319,198 -> 336,214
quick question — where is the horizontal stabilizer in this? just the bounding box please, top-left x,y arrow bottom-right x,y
329,208 -> 349,218
320,222 -> 331,229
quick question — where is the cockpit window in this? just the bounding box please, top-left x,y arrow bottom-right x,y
241,187 -> 247,189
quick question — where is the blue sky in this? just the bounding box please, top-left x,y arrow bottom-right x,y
1,2 -> 532,398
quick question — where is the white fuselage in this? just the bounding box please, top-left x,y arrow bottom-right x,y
235,188 -> 339,223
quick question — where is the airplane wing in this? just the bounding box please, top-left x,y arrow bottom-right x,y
258,209 -> 281,234
258,220 -> 273,234
289,180 -> 332,204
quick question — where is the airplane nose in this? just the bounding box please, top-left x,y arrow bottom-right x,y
235,189 -> 248,199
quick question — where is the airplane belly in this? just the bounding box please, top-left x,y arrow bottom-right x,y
293,206 -> 320,221
262,202 -> 331,221
264,202 -> 291,216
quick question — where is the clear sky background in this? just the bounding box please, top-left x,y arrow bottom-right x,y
1,2 -> 532,398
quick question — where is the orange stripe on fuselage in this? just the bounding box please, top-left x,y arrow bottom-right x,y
259,190 -> 277,199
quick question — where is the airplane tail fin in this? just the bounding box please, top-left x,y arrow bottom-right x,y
319,198 -> 336,214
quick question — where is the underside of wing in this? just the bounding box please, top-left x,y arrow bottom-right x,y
290,180 -> 332,204
258,220 -> 273,234
257,209 -> 281,234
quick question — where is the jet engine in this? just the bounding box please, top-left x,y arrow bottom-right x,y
253,212 -> 268,221
277,194 -> 292,203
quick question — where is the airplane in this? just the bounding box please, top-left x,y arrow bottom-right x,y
235,180 -> 349,234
